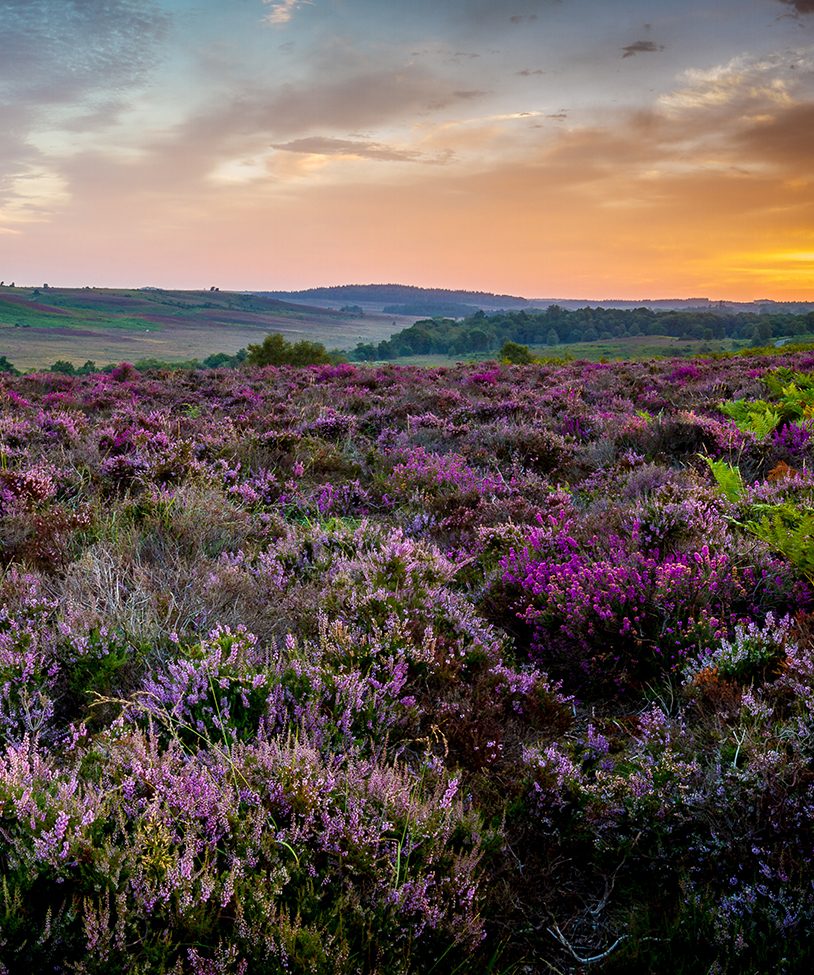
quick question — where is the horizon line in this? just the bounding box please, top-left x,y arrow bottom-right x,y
2,282 -> 813,305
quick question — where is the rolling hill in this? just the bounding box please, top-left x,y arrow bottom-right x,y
0,286 -> 411,369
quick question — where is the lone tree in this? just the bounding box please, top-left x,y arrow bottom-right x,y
500,340 -> 534,364
246,333 -> 335,367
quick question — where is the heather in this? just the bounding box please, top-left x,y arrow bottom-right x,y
0,352 -> 812,973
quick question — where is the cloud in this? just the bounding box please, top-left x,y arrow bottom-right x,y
429,0 -> 553,35
0,1 -> 170,226
518,68 -> 546,76
50,62 -> 484,208
0,167 -> 70,232
262,0 -> 310,26
0,0 -> 170,104
272,136 -> 423,161
58,99 -> 130,133
659,53 -> 805,114
622,40 -> 665,58
734,102 -> 814,167
778,0 -> 814,13
171,67 -> 489,153
453,89 -> 489,99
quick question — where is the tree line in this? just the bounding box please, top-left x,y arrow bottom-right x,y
350,306 -> 814,360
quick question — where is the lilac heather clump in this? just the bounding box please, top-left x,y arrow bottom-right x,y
0,575 -> 60,740
140,626 -> 270,744
390,446 -> 507,501
304,408 -> 356,440
684,613 -> 794,685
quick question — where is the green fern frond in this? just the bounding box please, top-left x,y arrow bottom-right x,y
744,504 -> 814,583
703,456 -> 745,503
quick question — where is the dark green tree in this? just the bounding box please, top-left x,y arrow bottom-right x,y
287,340 -> 334,366
500,341 -> 534,364
246,333 -> 333,367
49,360 -> 76,375
751,320 -> 772,345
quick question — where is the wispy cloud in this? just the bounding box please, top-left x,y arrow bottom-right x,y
0,0 -> 169,228
0,167 -> 70,232
0,0 -> 169,102
659,53 -> 804,113
272,136 -> 423,162
263,0 -> 310,26
735,101 -> 814,168
166,66 -> 489,156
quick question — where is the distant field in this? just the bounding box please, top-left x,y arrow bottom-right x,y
0,286 -> 411,369
374,333 -> 809,366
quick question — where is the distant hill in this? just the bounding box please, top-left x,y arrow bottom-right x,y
0,286 -> 406,370
257,284 -> 531,310
528,297 -> 814,314
258,284 -> 814,316
3,283 -> 813,371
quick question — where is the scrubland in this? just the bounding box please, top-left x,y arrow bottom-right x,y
0,353 -> 812,973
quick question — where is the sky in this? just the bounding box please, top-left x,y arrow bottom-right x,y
1,0 -> 814,299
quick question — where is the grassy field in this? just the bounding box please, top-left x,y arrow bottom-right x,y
379,333 -> 811,366
0,286 -> 411,369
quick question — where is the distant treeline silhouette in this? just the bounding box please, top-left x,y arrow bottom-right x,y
350,306 -> 814,360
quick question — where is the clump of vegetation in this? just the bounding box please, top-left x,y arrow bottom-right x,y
499,340 -> 535,364
704,456 -> 745,502
246,332 -> 343,366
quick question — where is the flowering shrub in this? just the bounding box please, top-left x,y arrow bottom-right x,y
0,352 -> 811,972
684,613 -> 794,686
501,517 -> 807,688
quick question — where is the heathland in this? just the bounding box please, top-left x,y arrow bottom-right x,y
3,284 -> 814,373
0,285 -> 409,370
0,350 -> 812,972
